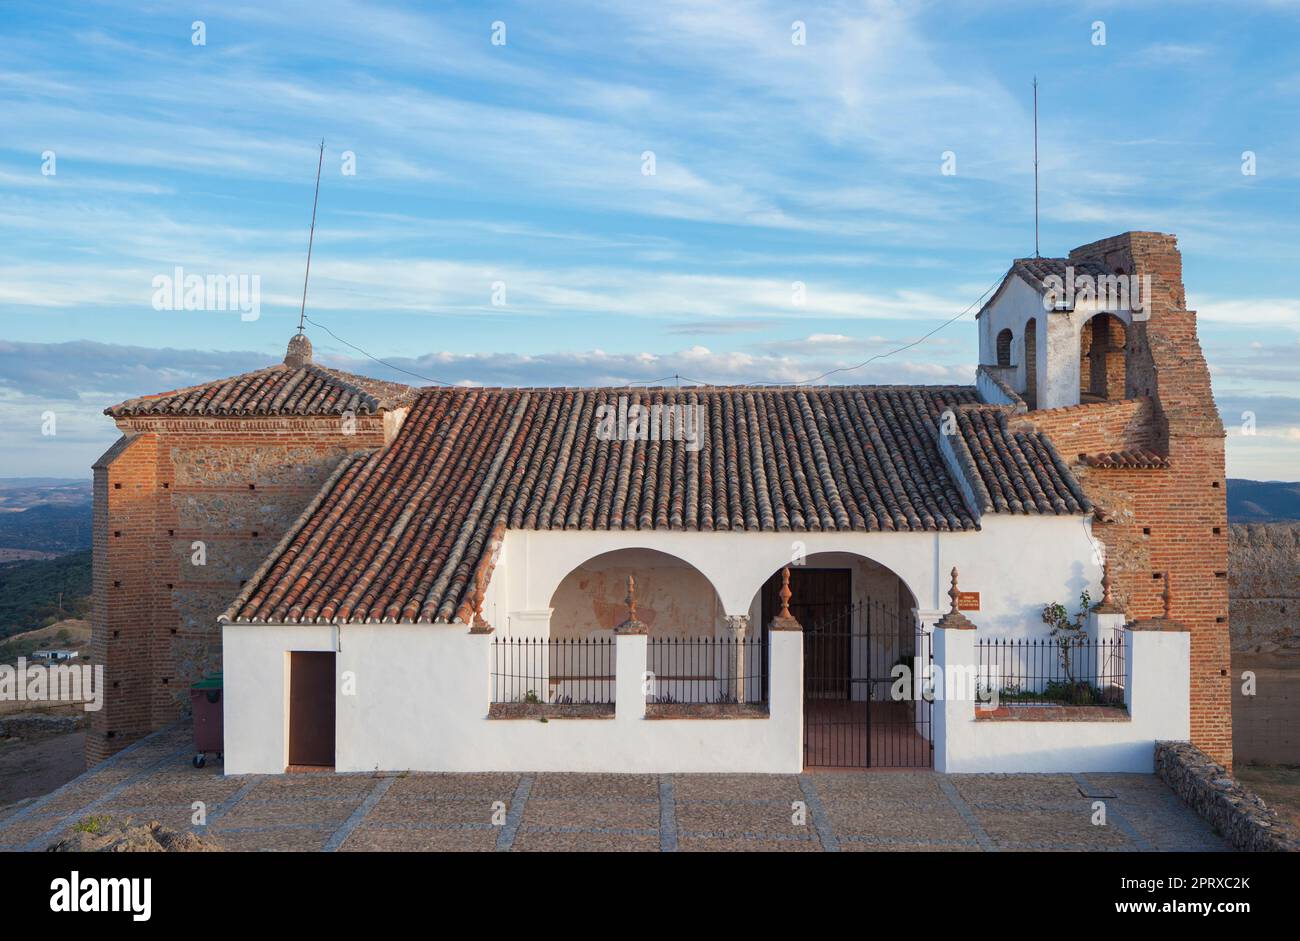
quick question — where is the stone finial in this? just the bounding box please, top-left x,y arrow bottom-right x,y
285,333 -> 313,368
934,566 -> 976,630
615,575 -> 648,635
1093,559 -> 1125,614
1162,571 -> 1172,619
767,566 -> 802,632
468,594 -> 494,634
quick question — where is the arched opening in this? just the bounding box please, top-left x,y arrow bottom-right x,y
1023,318 -> 1038,408
547,547 -> 725,640
546,548 -> 748,706
1079,312 -> 1127,402
749,552 -> 928,769
996,328 -> 1014,367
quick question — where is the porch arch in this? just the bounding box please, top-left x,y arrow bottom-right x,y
546,547 -> 727,640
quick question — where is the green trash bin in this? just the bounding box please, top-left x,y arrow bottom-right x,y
190,672 -> 223,768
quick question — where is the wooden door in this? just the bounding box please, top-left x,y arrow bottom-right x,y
762,568 -> 852,698
288,651 -> 336,768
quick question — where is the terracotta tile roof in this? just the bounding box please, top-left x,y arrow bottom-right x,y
1079,448 -> 1171,469
106,362 -> 414,418
222,385 -> 1090,625
1011,256 -> 1111,289
952,408 -> 1091,515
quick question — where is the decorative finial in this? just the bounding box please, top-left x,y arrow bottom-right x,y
935,566 -> 976,630
285,333 -> 313,368
470,595 -> 493,631
1162,572 -> 1171,619
468,593 -> 493,634
1101,563 -> 1114,607
778,567 -> 793,620
615,574 -> 647,635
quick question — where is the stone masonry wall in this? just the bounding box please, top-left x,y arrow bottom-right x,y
88,414 -> 391,764
1156,741 -> 1299,851
1229,523 -> 1300,657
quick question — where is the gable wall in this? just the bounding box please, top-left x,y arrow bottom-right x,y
88,414 -> 391,764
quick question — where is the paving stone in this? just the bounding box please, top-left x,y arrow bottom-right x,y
975,807 -> 1135,849
244,775 -> 378,800
824,800 -> 973,842
804,772 -> 946,802
524,798 -> 660,831
676,800 -> 810,837
217,798 -> 362,829
839,838 -> 980,852
512,829 -> 659,852
529,773 -> 659,800
385,773 -> 519,800
679,835 -> 820,852
952,773 -> 1082,805
340,825 -> 499,852
672,774 -> 804,802
208,826 -> 332,852
366,796 -> 498,827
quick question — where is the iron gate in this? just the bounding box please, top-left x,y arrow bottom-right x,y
803,598 -> 933,768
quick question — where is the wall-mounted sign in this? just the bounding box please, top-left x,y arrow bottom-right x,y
957,591 -> 980,611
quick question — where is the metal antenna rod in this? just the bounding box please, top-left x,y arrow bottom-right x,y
297,139 -> 326,335
1032,77 -> 1040,258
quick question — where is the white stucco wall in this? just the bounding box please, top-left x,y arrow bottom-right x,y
979,274 -> 1137,410
932,625 -> 1190,773
223,622 -> 804,775
495,515 -> 1102,639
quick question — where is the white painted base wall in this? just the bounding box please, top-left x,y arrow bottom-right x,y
223,623 -> 803,775
932,624 -> 1190,773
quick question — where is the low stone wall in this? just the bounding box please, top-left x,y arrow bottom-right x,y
1156,741 -> 1300,852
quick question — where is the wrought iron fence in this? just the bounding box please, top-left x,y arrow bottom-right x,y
490,637 -> 615,705
975,635 -> 1126,706
645,635 -> 765,704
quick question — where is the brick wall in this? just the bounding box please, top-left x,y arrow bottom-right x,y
1029,232 -> 1233,767
88,414 -> 391,764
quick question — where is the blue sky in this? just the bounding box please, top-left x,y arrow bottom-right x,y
1,0 -> 1298,479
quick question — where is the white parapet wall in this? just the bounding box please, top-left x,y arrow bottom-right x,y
223,622 -> 804,775
932,624 -> 1191,773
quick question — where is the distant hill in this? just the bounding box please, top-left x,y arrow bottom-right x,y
0,477 -> 92,554
1227,480 -> 1300,523
0,503 -> 92,553
0,550 -> 92,640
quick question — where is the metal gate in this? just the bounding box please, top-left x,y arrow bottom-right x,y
803,599 -> 933,769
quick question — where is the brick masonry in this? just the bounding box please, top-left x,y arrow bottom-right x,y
1026,232 -> 1233,767
88,413 -> 398,764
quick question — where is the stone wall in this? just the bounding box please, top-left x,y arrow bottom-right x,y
1229,523 -> 1300,657
1156,741 -> 1299,851
1228,522 -> 1299,764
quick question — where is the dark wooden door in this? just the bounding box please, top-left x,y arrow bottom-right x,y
762,568 -> 852,698
289,651 -> 336,768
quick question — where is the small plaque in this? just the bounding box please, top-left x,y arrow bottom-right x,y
957,591 -> 980,611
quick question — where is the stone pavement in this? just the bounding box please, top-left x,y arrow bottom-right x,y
0,725 -> 1227,852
